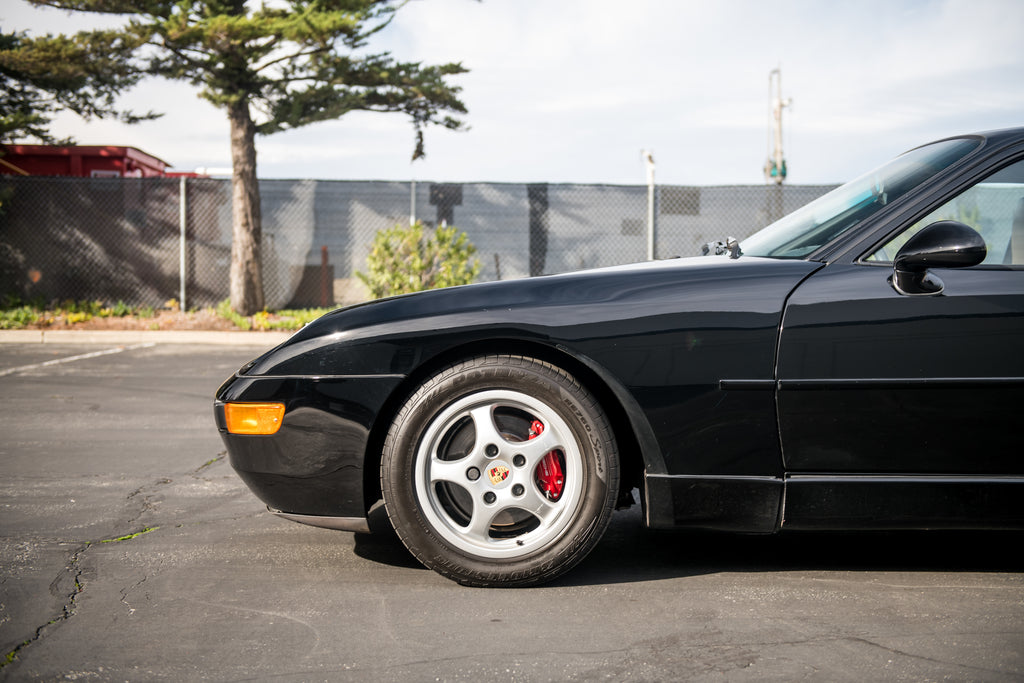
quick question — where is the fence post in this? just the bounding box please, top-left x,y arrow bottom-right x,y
410,179 -> 416,226
320,245 -> 329,307
179,176 -> 187,310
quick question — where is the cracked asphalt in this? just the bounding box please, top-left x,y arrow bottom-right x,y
2,341 -> 1024,682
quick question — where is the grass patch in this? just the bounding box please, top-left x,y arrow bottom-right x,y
261,307 -> 331,330
0,297 -> 161,329
0,305 -> 42,329
0,297 -> 334,331
214,300 -> 332,331
100,526 -> 160,543
214,299 -> 251,330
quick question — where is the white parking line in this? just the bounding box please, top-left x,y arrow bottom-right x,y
0,343 -> 157,377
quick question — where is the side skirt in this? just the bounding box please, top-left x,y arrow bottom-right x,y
642,474 -> 1024,532
782,476 -> 1024,531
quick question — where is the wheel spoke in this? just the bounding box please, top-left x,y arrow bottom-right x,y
467,405 -> 506,454
519,485 -> 562,524
464,500 -> 500,539
429,457 -> 472,485
515,428 -> 561,465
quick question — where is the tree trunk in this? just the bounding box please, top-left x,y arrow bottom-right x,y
228,97 -> 264,315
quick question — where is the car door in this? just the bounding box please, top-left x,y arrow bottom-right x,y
773,157 -> 1024,527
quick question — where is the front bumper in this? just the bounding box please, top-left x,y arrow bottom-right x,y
215,373 -> 405,519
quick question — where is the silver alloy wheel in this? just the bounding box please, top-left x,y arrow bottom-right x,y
413,389 -> 585,559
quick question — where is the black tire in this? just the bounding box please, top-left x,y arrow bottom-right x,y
381,355 -> 619,587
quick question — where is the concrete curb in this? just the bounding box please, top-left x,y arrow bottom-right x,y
0,329 -> 293,346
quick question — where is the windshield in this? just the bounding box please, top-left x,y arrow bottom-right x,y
740,138 -> 981,259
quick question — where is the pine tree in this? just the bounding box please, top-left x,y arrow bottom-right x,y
1,28 -> 153,144
9,1 -> 468,313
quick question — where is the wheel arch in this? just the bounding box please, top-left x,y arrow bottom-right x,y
361,338 -> 658,516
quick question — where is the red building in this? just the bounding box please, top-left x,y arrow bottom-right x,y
0,144 -> 170,178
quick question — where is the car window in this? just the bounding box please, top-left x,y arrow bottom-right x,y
740,138 -> 980,259
865,158 -> 1024,265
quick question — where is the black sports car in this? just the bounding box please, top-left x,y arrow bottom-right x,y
215,127 -> 1024,586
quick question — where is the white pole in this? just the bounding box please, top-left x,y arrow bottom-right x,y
410,179 -> 416,226
179,176 -> 187,310
643,150 -> 656,260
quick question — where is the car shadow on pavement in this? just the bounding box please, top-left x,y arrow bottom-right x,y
351,502 -> 428,571
559,505 -> 1024,587
346,499 -> 1024,586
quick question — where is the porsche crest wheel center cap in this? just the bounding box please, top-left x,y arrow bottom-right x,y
487,462 -> 512,488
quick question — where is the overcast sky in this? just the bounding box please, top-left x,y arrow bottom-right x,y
4,0 -> 1023,184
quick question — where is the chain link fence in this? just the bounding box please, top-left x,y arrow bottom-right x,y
0,176 -> 836,309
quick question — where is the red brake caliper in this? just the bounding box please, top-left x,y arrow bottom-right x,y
529,420 -> 564,501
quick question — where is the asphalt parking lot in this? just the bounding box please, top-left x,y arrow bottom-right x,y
2,340 -> 1023,681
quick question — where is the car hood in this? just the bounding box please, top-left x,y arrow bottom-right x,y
310,255 -> 809,332
243,255 -> 820,377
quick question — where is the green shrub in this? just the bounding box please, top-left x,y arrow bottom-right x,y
62,300 -> 104,316
356,221 -> 480,299
215,298 -> 250,330
0,305 -> 40,329
269,308 -> 331,330
111,300 -> 132,317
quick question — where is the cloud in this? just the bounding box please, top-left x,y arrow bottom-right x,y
5,0 -> 1023,184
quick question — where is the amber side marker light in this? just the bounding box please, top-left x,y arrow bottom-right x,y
224,402 -> 285,435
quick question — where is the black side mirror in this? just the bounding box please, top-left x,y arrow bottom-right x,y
891,220 -> 986,295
